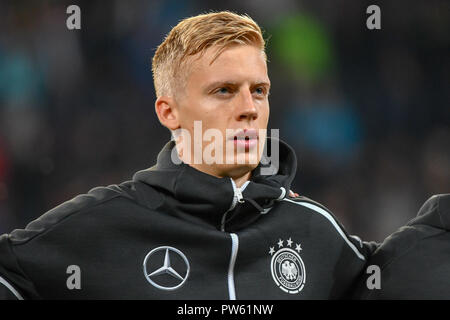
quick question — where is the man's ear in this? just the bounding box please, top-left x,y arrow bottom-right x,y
155,96 -> 180,131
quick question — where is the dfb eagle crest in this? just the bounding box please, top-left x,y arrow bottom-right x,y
269,237 -> 306,294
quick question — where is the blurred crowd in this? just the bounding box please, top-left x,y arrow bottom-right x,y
0,0 -> 449,242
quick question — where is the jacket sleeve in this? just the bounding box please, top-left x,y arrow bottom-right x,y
0,234 -> 40,300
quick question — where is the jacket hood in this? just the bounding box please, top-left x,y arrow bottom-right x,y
132,137 -> 297,232
407,194 -> 450,231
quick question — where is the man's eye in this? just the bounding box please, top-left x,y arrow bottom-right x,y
254,87 -> 266,95
215,87 -> 232,95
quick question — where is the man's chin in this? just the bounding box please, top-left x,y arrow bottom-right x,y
182,151 -> 263,180
214,162 -> 260,179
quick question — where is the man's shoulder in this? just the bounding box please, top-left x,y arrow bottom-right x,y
281,194 -> 346,229
352,195 -> 450,299
281,194 -> 372,261
353,223 -> 448,299
282,195 -> 332,213
6,180 -> 158,246
369,194 -> 450,268
363,224 -> 445,276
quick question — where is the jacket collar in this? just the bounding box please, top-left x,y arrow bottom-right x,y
132,137 -> 297,232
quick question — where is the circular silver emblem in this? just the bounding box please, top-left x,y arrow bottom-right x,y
143,246 -> 190,291
270,247 -> 306,294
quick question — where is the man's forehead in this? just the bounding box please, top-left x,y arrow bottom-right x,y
187,43 -> 264,66
209,43 -> 266,62
187,45 -> 269,83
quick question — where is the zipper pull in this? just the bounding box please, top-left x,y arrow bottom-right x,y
235,187 -> 245,204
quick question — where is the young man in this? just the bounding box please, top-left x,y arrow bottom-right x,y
0,11 -> 376,299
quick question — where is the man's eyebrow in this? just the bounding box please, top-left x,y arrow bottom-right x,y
204,80 -> 271,91
252,81 -> 271,88
204,81 -> 237,91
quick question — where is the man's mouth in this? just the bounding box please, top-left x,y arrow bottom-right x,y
230,129 -> 259,150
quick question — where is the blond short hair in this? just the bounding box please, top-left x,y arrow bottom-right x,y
152,11 -> 266,98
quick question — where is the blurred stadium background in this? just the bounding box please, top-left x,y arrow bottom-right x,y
0,0 -> 448,242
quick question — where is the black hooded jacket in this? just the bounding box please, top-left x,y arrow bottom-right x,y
0,139 -> 374,299
352,194 -> 450,299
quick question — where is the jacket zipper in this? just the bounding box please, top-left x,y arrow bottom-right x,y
220,179 -> 244,232
223,179 -> 246,300
228,233 -> 239,300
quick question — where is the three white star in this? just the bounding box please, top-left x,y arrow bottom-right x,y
270,238 -> 303,254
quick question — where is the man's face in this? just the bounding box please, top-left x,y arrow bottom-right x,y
175,44 -> 270,179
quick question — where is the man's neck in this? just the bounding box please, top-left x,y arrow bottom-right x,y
187,163 -> 252,188
231,171 -> 251,188
176,145 -> 252,188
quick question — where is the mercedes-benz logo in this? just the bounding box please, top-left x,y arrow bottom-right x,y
143,246 -> 190,291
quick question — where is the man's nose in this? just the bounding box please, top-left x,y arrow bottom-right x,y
236,89 -> 258,121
